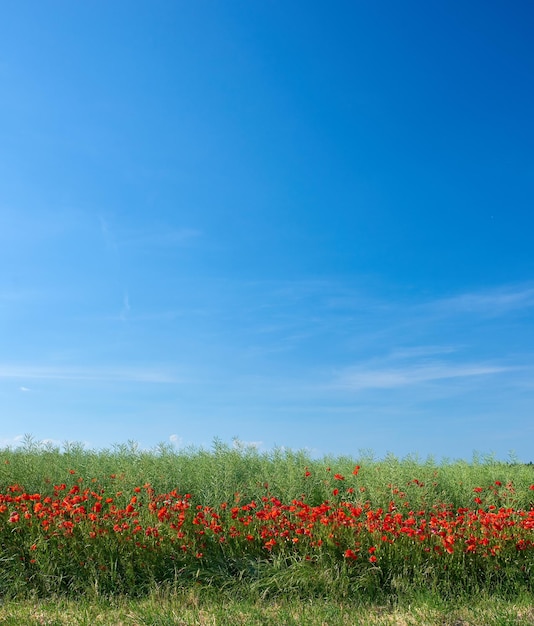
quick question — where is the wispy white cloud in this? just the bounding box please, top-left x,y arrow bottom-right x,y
169,434 -> 182,446
40,438 -> 62,448
120,227 -> 202,248
98,215 -> 119,254
0,435 -> 25,449
0,364 -> 182,384
388,345 -> 458,360
0,436 -> 70,450
232,438 -> 263,450
120,292 -> 131,320
334,362 -> 514,391
18,386 -> 31,392
98,212 -> 201,251
430,285 -> 534,316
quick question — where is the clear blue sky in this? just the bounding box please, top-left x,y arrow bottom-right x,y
1,1 -> 533,460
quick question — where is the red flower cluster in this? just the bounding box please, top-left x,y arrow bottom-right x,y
1,477 -> 533,567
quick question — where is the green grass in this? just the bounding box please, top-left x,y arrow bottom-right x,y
2,436 -> 532,510
0,435 -> 533,622
0,590 -> 534,625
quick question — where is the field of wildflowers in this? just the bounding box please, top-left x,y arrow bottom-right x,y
0,438 -> 533,603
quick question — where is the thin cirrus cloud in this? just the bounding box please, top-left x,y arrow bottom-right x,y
0,364 -> 182,384
428,285 -> 534,316
98,215 -> 119,254
334,362 -> 514,391
387,346 -> 459,360
98,216 -> 201,250
120,228 -> 202,247
120,292 -> 131,321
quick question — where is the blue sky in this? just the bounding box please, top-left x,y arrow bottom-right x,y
1,1 -> 533,460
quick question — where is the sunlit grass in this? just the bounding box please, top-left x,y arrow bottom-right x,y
1,590 -> 534,625
0,435 -> 532,618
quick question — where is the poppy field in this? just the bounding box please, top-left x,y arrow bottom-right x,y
1,439 -> 533,604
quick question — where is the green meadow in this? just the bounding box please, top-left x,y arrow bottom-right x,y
0,437 -> 533,625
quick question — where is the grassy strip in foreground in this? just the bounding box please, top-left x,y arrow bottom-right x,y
0,591 -> 534,625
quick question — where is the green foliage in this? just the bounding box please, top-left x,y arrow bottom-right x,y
0,438 -> 533,604
1,437 -> 532,509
